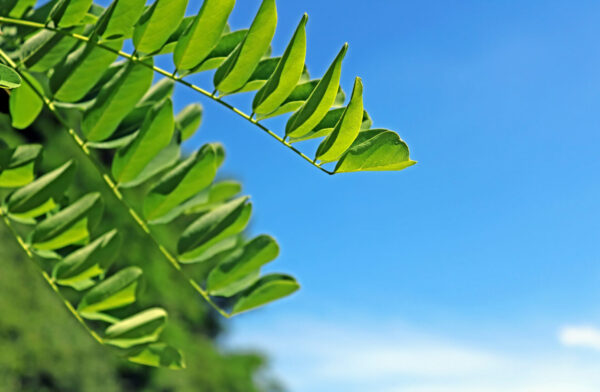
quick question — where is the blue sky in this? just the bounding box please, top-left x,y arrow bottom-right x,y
99,0 -> 600,390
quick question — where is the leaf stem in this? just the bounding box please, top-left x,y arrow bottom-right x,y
0,16 -> 333,175
0,49 -> 231,319
0,208 -> 104,344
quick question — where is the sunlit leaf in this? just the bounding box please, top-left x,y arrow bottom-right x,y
31,193 -> 103,250
214,0 -> 277,93
9,71 -> 43,129
144,143 -> 218,221
7,160 -> 76,217
104,308 -> 167,348
77,266 -> 142,317
315,77 -> 363,162
0,63 -> 21,89
334,129 -> 416,173
253,14 -> 307,115
82,60 -> 153,142
207,235 -> 279,295
133,0 -> 187,54
231,274 -> 299,315
285,44 -> 347,138
173,0 -> 235,71
112,99 -> 174,184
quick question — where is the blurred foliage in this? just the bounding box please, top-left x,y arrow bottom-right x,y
0,91 -> 284,392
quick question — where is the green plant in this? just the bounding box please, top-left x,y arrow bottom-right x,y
0,0 -> 415,369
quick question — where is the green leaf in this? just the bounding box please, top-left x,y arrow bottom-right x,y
126,343 -> 185,369
207,235 -> 279,295
52,229 -> 121,289
82,60 -> 154,142
334,129 -> 417,173
182,29 -> 247,75
50,39 -> 123,102
231,274 -> 299,315
7,160 -> 76,217
210,270 -> 260,298
114,77 -> 175,138
6,0 -> 36,18
289,108 -> 371,143
97,0 -> 145,40
104,308 -> 167,348
144,143 -> 218,221
49,0 -> 93,28
178,196 -> 251,255
0,63 -> 21,89
173,0 -> 235,71
150,180 -> 241,225
0,144 -> 42,188
112,99 -> 175,184
9,71 -> 43,129
133,0 -> 188,54
315,77 -> 363,162
220,56 -> 288,96
31,193 -> 103,250
214,0 -> 277,93
20,27 -> 82,73
285,44 -> 347,138
118,135 -> 180,189
256,79 -> 345,120
175,103 -> 203,141
179,235 -> 240,265
77,266 -> 142,317
253,14 -> 307,115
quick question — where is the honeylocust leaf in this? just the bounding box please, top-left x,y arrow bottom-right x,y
112,99 -> 174,184
52,229 -> 121,289
175,103 -> 203,141
179,235 -> 240,265
207,235 -> 279,295
49,0 -> 93,28
315,77 -> 363,162
253,14 -> 307,115
144,143 -> 218,221
133,0 -> 187,54
6,0 -> 35,18
173,0 -> 235,71
114,77 -> 175,138
51,39 -> 123,102
9,71 -> 43,129
285,44 -> 347,138
20,27 -> 82,73
256,79 -> 345,120
97,0 -> 145,40
77,267 -> 142,317
231,274 -> 299,315
334,129 -> 416,173
82,60 -> 153,142
214,0 -> 277,93
0,63 -> 21,89
183,29 -> 247,75
209,270 -> 260,298
0,144 -> 41,188
151,180 -> 241,225
7,160 -> 76,217
104,308 -> 167,348
289,108 -> 371,143
118,136 -> 180,189
178,196 -> 250,255
126,343 -> 185,369
31,193 -> 103,250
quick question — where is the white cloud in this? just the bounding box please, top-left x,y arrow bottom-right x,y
227,314 -> 600,392
559,325 -> 600,350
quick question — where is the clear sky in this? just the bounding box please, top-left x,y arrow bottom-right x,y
100,0 -> 600,390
